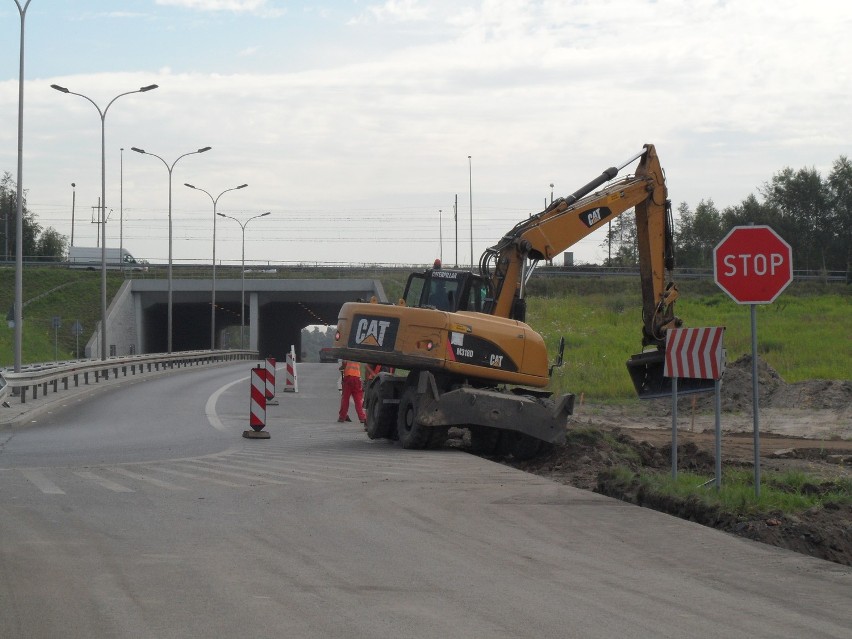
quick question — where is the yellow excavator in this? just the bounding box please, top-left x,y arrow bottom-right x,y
331,144 -> 710,458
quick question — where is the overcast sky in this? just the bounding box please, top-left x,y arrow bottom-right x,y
0,0 -> 848,267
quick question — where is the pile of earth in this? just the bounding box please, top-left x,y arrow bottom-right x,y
649,354 -> 852,414
457,356 -> 851,566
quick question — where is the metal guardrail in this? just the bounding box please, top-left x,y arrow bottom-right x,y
0,350 -> 259,406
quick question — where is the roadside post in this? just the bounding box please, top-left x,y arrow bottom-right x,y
52,316 -> 61,361
243,365 -> 270,439
284,345 -> 299,393
664,327 -> 726,485
713,225 -> 793,497
265,357 -> 278,405
70,320 -> 84,359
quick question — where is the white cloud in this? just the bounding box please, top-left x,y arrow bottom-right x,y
155,0 -> 277,13
354,0 -> 432,24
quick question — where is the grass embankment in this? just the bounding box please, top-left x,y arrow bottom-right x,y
526,277 -> 851,401
0,266 -> 125,365
605,466 -> 852,515
560,428 -> 851,545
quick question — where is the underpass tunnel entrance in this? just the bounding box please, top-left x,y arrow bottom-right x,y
132,278 -> 384,356
258,301 -> 341,362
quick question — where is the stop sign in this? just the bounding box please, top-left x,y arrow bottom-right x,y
713,225 -> 793,304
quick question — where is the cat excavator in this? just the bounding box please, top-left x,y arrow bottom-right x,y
330,144 -> 711,458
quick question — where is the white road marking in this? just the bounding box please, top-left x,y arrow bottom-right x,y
20,469 -> 65,494
108,467 -> 188,490
73,470 -> 134,493
205,375 -> 249,432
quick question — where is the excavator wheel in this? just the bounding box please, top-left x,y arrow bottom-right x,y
365,383 -> 396,440
468,426 -> 502,456
396,388 -> 431,449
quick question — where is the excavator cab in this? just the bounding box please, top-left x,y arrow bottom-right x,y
403,268 -> 491,313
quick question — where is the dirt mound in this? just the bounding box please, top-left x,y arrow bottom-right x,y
652,354 -> 852,414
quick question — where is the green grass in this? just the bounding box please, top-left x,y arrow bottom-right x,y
528,277 -> 851,401
630,468 -> 851,516
0,266 -> 125,366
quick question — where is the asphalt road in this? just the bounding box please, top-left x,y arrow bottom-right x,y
0,362 -> 849,638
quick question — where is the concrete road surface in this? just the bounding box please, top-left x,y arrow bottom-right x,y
0,362 -> 849,638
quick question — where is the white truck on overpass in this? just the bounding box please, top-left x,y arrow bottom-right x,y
68,246 -> 147,271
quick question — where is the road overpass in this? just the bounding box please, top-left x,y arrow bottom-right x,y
88,278 -> 385,360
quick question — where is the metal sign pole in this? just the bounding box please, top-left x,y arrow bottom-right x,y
714,378 -> 722,490
751,304 -> 761,498
671,377 -> 678,480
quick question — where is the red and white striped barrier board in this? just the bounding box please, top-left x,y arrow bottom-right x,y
283,346 -> 298,393
265,357 -> 277,401
664,327 -> 726,381
249,366 -> 267,431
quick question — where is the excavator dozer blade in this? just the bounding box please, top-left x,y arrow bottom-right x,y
626,350 -> 716,399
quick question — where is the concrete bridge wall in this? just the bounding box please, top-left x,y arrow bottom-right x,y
86,278 -> 385,361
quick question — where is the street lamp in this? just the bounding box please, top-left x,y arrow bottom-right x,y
51,82 -> 158,361
216,211 -> 271,349
131,145 -> 211,353
184,182 -> 248,350
12,0 -> 33,376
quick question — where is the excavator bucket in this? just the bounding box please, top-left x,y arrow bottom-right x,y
626,350 -> 716,399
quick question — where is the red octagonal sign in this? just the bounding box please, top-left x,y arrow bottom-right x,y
713,225 -> 793,304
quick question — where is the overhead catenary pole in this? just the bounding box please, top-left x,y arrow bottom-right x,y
454,194 -> 458,268
468,156 -> 473,268
438,209 -> 443,262
70,183 -> 76,247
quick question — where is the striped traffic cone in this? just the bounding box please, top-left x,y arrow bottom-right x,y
243,365 -> 270,439
283,346 -> 299,393
265,357 -> 278,405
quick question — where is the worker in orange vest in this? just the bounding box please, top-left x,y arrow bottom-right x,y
338,360 -> 367,423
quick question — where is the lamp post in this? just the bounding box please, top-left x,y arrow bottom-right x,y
131,145 -> 211,353
184,182 -> 248,350
120,148 -> 124,274
51,82 -> 158,361
12,0 -> 32,375
216,211 -> 270,349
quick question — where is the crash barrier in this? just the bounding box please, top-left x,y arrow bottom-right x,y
283,346 -> 298,392
0,350 -> 259,406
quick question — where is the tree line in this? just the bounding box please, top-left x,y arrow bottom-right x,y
0,172 -> 68,262
604,156 -> 852,273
